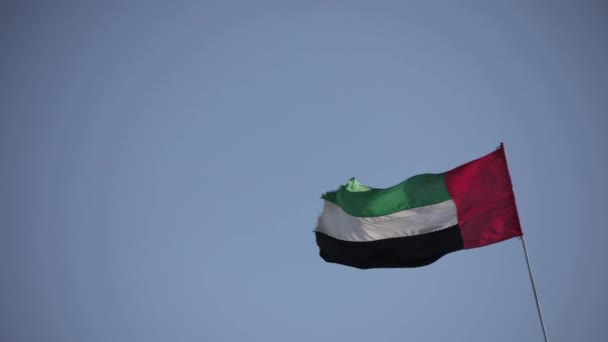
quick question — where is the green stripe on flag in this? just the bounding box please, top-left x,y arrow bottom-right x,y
322,173 -> 451,217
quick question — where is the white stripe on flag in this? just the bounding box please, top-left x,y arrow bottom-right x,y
316,200 -> 458,242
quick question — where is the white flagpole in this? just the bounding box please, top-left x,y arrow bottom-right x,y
521,236 -> 549,342
499,142 -> 549,342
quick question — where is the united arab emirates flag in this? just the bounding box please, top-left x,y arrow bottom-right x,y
314,144 -> 523,269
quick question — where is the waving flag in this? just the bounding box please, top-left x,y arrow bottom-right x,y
314,144 -> 522,269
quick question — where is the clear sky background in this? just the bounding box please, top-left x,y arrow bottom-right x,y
1,1 -> 607,341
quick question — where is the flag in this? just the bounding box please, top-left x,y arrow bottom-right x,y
314,143 -> 523,269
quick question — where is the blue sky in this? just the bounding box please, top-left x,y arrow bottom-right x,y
1,1 -> 607,341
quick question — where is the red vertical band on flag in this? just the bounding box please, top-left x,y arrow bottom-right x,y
445,144 -> 523,249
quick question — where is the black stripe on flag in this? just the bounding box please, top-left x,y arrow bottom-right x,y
315,225 -> 464,269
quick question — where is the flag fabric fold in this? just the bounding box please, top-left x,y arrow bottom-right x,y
314,144 -> 523,269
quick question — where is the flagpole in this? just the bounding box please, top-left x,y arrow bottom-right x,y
521,236 -> 549,342
500,142 -> 549,341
